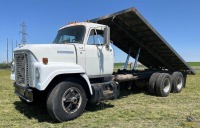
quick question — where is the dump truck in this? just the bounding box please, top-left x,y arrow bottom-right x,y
10,7 -> 195,122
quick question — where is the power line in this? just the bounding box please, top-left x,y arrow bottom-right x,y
0,39 -> 17,63
0,22 -> 25,63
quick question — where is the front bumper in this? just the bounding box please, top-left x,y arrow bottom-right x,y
14,82 -> 33,102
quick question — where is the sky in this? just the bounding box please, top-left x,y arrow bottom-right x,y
0,0 -> 200,63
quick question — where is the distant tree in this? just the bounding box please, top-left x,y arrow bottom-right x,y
0,62 -> 11,69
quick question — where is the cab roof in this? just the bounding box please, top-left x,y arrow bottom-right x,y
59,22 -> 106,30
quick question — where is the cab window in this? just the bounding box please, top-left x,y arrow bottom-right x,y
87,29 -> 104,45
53,25 -> 85,44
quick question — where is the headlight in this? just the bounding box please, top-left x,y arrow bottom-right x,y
35,68 -> 40,79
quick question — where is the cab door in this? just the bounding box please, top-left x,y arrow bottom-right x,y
85,28 -> 114,77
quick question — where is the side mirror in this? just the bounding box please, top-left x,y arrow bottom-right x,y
104,26 -> 110,45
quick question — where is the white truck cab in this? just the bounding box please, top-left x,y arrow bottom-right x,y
11,22 -> 116,122
11,22 -> 114,90
55,22 -> 114,77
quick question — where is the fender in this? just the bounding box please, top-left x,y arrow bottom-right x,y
80,74 -> 93,95
33,62 -> 92,95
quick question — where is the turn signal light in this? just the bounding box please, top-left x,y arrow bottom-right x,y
43,58 -> 48,64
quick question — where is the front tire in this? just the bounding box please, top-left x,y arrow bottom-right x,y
46,79 -> 87,122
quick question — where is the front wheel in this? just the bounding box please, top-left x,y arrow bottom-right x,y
46,79 -> 87,122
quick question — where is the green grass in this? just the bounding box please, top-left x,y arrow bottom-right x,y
0,69 -> 200,128
187,62 -> 200,67
114,63 -> 124,67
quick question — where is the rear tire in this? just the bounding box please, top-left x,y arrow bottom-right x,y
46,79 -> 87,122
155,73 -> 172,97
148,73 -> 160,95
171,72 -> 184,93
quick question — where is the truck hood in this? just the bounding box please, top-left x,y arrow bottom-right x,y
14,44 -> 77,63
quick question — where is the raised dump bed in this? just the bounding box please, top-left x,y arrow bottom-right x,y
90,7 -> 195,75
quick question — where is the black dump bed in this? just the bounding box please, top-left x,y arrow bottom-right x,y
90,7 -> 195,75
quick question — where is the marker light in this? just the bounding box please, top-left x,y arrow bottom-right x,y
43,58 -> 48,64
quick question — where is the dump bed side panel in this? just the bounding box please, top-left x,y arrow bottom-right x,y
90,7 -> 195,75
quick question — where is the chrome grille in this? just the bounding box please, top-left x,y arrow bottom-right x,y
15,53 -> 29,86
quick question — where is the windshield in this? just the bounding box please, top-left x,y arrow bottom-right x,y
53,25 -> 85,44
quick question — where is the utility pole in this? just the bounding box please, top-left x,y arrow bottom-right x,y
11,39 -> 13,60
20,21 -> 28,45
7,38 -> 8,64
16,40 -> 18,47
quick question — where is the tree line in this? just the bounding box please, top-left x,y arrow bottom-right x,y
0,62 -> 11,69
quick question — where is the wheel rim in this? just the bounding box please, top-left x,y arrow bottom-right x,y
62,87 -> 82,114
163,78 -> 170,93
176,77 -> 183,90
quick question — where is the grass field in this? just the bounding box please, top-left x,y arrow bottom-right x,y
187,62 -> 200,67
0,70 -> 200,128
